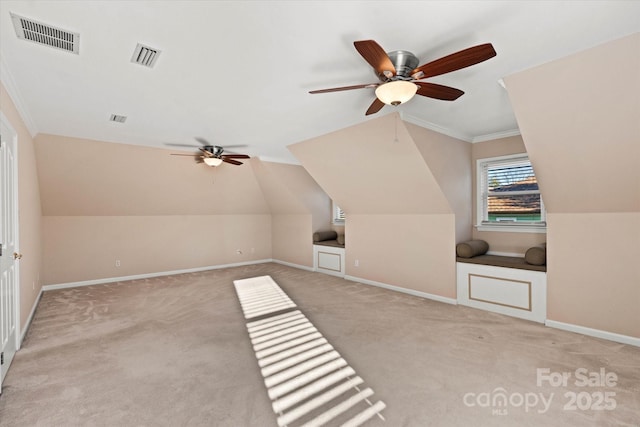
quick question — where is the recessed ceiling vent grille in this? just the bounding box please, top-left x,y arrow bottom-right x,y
131,43 -> 160,68
11,13 -> 79,54
109,114 -> 127,123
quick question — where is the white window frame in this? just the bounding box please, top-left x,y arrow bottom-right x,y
476,153 -> 546,233
332,201 -> 345,225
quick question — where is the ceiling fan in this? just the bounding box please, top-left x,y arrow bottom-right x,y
168,138 -> 250,166
310,40 -> 496,115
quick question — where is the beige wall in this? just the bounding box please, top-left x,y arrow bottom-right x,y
547,213 -> 639,337
36,134 -> 275,284
1,82 -> 43,330
290,113 -> 457,299
251,160 -> 330,267
506,34 -> 640,338
271,214 -> 313,268
346,214 -> 456,298
471,135 -> 547,254
26,132 -> 335,284
255,161 -> 330,233
43,215 -> 271,284
408,123 -> 472,243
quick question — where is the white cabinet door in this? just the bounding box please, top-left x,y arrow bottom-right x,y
313,245 -> 345,277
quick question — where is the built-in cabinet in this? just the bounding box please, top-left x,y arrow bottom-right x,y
313,244 -> 345,277
456,262 -> 547,323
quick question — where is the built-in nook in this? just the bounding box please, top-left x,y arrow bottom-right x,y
312,230 -> 345,277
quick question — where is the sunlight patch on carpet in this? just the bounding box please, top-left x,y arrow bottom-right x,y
234,275 -> 386,426
234,275 -> 297,319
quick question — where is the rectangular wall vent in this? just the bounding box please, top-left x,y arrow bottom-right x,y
109,114 -> 127,123
131,43 -> 161,68
11,13 -> 79,54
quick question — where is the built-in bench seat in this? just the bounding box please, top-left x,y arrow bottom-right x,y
314,239 -> 344,249
456,240 -> 547,323
456,254 -> 546,272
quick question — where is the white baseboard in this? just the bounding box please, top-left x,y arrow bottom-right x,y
272,259 -> 315,272
545,320 -> 640,347
42,259 -> 273,291
19,288 -> 43,348
344,275 -> 457,305
32,261 -> 640,349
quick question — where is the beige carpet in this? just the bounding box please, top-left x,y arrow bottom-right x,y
233,275 -> 386,425
0,262 -> 638,426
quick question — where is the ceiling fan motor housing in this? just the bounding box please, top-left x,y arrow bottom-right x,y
383,50 -> 419,81
204,145 -> 225,157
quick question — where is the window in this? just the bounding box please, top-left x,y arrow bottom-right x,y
332,201 -> 345,224
477,154 -> 546,233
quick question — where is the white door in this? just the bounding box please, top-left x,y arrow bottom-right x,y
0,115 -> 19,392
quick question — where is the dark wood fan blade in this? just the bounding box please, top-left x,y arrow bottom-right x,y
354,40 -> 396,76
310,83 -> 378,94
170,153 -> 199,156
365,98 -> 385,116
412,43 -> 496,79
194,137 -> 210,146
222,158 -> 243,165
221,154 -> 250,159
415,82 -> 464,101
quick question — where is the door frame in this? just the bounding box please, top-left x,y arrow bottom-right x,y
0,111 -> 21,378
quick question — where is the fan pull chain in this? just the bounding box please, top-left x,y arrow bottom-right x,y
394,113 -> 399,143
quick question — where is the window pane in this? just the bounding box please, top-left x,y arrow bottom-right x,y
333,203 -> 345,222
488,194 -> 541,222
488,164 -> 539,192
478,155 -> 546,229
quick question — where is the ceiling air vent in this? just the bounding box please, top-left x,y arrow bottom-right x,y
109,114 -> 127,123
131,43 -> 161,68
11,13 -> 79,54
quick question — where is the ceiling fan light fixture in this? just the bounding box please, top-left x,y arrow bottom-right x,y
203,157 -> 223,167
375,81 -> 418,106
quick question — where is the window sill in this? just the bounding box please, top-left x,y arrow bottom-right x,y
475,224 -> 547,234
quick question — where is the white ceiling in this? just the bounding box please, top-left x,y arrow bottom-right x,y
1,1 -> 639,164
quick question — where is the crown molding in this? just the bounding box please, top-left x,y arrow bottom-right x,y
0,57 -> 38,137
472,128 -> 521,143
400,112 -> 473,142
400,112 -> 521,144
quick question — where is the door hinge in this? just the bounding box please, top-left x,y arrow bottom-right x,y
1,352 -> 4,365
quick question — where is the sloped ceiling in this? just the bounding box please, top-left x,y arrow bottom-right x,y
250,160 -> 310,215
505,33 -> 640,213
36,134 -> 270,215
289,113 -> 451,215
255,161 -> 330,217
406,122 -> 473,241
